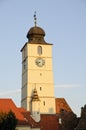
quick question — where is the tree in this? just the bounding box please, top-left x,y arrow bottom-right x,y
0,111 -> 18,130
60,111 -> 78,130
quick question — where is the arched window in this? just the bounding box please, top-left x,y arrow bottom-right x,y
38,46 -> 42,55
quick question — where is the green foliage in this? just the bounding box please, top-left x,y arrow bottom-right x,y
0,110 -> 18,130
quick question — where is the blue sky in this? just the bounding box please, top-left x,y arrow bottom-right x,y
0,0 -> 86,116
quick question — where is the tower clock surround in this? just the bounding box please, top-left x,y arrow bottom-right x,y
35,57 -> 45,67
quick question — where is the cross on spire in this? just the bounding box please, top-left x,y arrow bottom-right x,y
34,11 -> 37,27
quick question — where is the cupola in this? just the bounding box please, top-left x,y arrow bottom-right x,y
26,12 -> 46,44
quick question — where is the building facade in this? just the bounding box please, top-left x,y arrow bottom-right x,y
21,24 -> 56,115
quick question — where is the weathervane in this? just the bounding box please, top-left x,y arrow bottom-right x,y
34,11 -> 37,27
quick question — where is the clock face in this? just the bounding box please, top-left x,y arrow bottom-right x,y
35,57 -> 45,67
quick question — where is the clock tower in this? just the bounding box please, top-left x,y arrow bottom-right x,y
21,16 -> 56,114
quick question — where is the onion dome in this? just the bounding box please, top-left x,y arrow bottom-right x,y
31,88 -> 40,102
27,12 -> 47,43
27,26 -> 46,43
28,26 -> 45,36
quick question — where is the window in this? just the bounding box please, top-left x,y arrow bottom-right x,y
23,60 -> 26,70
60,109 -> 64,112
38,46 -> 42,55
40,87 -> 42,91
43,101 -> 45,106
40,73 -> 42,76
37,112 -> 39,114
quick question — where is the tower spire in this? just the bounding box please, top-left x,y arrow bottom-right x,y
34,11 -> 37,27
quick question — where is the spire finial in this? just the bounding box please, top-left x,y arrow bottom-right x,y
34,11 -> 37,27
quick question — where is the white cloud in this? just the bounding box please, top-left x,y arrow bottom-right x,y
0,84 -> 80,97
55,84 -> 81,88
0,89 -> 21,96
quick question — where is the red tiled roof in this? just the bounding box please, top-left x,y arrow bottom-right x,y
22,112 -> 60,130
39,114 -> 60,130
55,98 -> 72,113
0,98 -> 60,130
0,99 -> 25,121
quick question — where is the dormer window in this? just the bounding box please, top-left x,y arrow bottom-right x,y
38,46 -> 42,55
